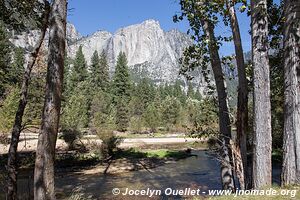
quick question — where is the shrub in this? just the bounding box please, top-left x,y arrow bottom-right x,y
59,129 -> 82,150
0,134 -> 10,145
0,87 -> 19,133
96,130 -> 122,159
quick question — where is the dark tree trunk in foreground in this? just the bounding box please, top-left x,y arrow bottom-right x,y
251,0 -> 272,188
282,0 -> 300,186
33,0 -> 66,199
6,3 -> 50,199
226,0 -> 248,190
202,20 -> 235,190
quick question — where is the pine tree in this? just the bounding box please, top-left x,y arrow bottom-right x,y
61,89 -> 89,130
89,50 -> 110,91
143,102 -> 161,132
70,45 -> 87,91
63,55 -> 71,96
99,50 -> 110,90
134,78 -> 155,112
90,50 -> 100,88
0,20 -> 11,97
112,52 -> 131,131
172,80 -> 186,103
9,47 -> 25,86
0,87 -> 19,133
90,90 -> 114,130
194,90 -> 202,101
113,52 -> 131,99
161,96 -> 182,127
116,97 -> 130,132
187,82 -> 194,98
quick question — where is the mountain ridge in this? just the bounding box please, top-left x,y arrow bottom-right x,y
67,19 -> 200,86
11,19 -> 208,94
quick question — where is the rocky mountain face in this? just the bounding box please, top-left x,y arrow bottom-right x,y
11,19 -> 208,93
67,19 -> 195,85
11,23 -> 81,50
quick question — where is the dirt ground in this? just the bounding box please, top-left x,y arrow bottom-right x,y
0,133 -> 203,154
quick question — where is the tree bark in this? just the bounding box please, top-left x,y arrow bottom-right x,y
33,0 -> 67,199
281,0 -> 300,186
202,20 -> 235,190
6,3 -> 50,200
226,0 -> 249,190
251,0 -> 272,188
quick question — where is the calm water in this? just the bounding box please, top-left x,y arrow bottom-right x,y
55,150 -> 222,199
3,150 -> 281,200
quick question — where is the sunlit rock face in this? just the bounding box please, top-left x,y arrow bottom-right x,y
11,19 -> 209,93
67,19 -> 194,84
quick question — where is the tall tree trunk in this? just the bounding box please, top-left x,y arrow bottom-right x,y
281,0 -> 300,186
6,3 -> 50,200
33,0 -> 67,199
226,0 -> 249,190
251,0 -> 272,188
202,20 -> 235,190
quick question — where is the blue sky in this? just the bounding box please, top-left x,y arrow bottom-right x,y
67,0 -> 252,55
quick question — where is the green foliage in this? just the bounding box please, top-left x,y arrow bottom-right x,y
99,51 -> 110,90
69,46 -> 88,91
63,55 -> 72,99
161,96 -> 182,127
0,20 -> 11,97
130,78 -> 155,116
112,52 -> 131,131
89,50 -> 110,92
112,52 -> 131,100
187,81 -> 194,97
9,47 -> 24,86
268,0 -> 284,149
129,116 -> 143,133
0,87 -> 19,133
96,130 -> 122,159
0,133 -> 9,144
90,91 -> 114,130
24,74 -> 45,127
59,129 -> 82,150
0,0 -> 48,31
116,97 -> 130,132
174,0 -> 223,86
185,98 -> 219,137
61,86 -> 89,130
175,80 -> 187,103
143,102 -> 161,132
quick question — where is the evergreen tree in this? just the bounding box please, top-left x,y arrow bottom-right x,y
187,82 -> 194,98
112,52 -> 131,99
61,89 -> 89,130
161,96 -> 182,127
90,50 -> 110,91
70,45 -> 87,91
63,55 -> 71,96
99,50 -> 110,90
9,47 -> 25,86
90,90 -> 114,130
0,20 -> 11,97
194,90 -> 202,101
143,102 -> 161,132
112,52 -> 131,131
132,78 -> 155,114
116,97 -> 130,132
0,87 -> 19,133
172,80 -> 186,103
90,50 -> 100,88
